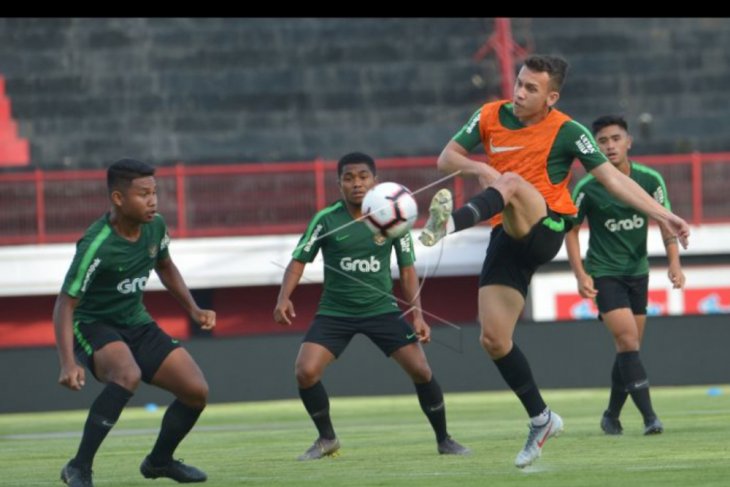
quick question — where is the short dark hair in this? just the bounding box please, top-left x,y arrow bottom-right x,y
592,115 -> 629,135
337,152 -> 376,178
107,158 -> 155,192
523,54 -> 569,92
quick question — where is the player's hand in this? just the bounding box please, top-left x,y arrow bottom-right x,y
577,274 -> 597,299
274,299 -> 296,326
193,309 -> 216,330
412,316 -> 431,344
59,363 -> 86,391
662,214 -> 690,249
476,166 -> 494,190
668,265 -> 686,289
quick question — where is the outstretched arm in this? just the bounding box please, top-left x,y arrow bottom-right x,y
438,140 -> 501,188
274,259 -> 306,326
399,265 -> 430,343
155,256 -> 216,330
590,163 -> 689,248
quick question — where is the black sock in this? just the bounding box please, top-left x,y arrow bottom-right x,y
148,399 -> 203,466
73,382 -> 133,467
299,382 -> 336,440
617,351 -> 656,422
452,187 -> 505,232
606,355 -> 629,418
493,344 -> 546,417
414,378 -> 448,443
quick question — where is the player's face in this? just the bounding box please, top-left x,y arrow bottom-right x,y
512,67 -> 559,125
114,176 -> 158,223
339,163 -> 375,206
595,125 -> 632,166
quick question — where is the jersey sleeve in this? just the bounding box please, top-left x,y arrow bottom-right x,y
156,214 -> 171,261
393,231 -> 416,267
559,120 -> 609,172
61,228 -> 110,298
292,214 -> 327,263
451,108 -> 484,151
570,175 -> 593,226
649,170 -> 672,210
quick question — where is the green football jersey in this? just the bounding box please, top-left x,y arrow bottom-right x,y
61,213 -> 171,327
571,162 -> 671,277
292,200 -> 416,317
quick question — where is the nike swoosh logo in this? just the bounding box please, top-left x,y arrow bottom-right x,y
336,234 -> 350,241
101,420 -> 116,428
537,420 -> 553,448
489,137 -> 524,154
542,217 -> 565,232
406,332 -> 417,339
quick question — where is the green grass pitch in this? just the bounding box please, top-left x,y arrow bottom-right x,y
1,386 -> 729,486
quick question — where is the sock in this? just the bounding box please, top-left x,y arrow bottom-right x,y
530,408 -> 551,427
73,382 -> 133,467
617,351 -> 656,422
493,344 -> 547,418
452,187 -> 505,232
148,399 -> 203,466
299,382 -> 336,440
414,378 -> 448,443
606,355 -> 629,418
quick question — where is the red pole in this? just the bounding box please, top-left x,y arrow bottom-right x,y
494,18 -> 516,100
175,162 -> 187,237
34,168 -> 46,244
691,151 -> 702,225
314,157 -> 326,210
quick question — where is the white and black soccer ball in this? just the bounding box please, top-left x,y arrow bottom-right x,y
362,182 -> 418,239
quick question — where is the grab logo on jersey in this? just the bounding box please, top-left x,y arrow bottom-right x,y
604,214 -> 644,232
117,277 -> 148,294
340,256 -> 381,273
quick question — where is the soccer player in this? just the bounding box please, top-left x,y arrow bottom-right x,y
55,159 -> 215,487
565,115 -> 685,435
273,152 -> 470,460
418,55 -> 689,468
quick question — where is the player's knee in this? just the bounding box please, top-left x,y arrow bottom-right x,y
479,332 -> 508,358
614,332 -> 640,352
295,363 -> 321,388
184,380 -> 209,409
490,172 -> 522,203
107,365 -> 142,391
500,172 -> 523,191
409,363 -> 433,383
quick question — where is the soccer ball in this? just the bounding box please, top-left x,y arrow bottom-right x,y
362,182 -> 418,239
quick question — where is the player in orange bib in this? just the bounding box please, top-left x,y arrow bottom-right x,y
419,54 -> 689,468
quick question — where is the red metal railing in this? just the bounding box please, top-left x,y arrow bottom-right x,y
1,152 -> 729,246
